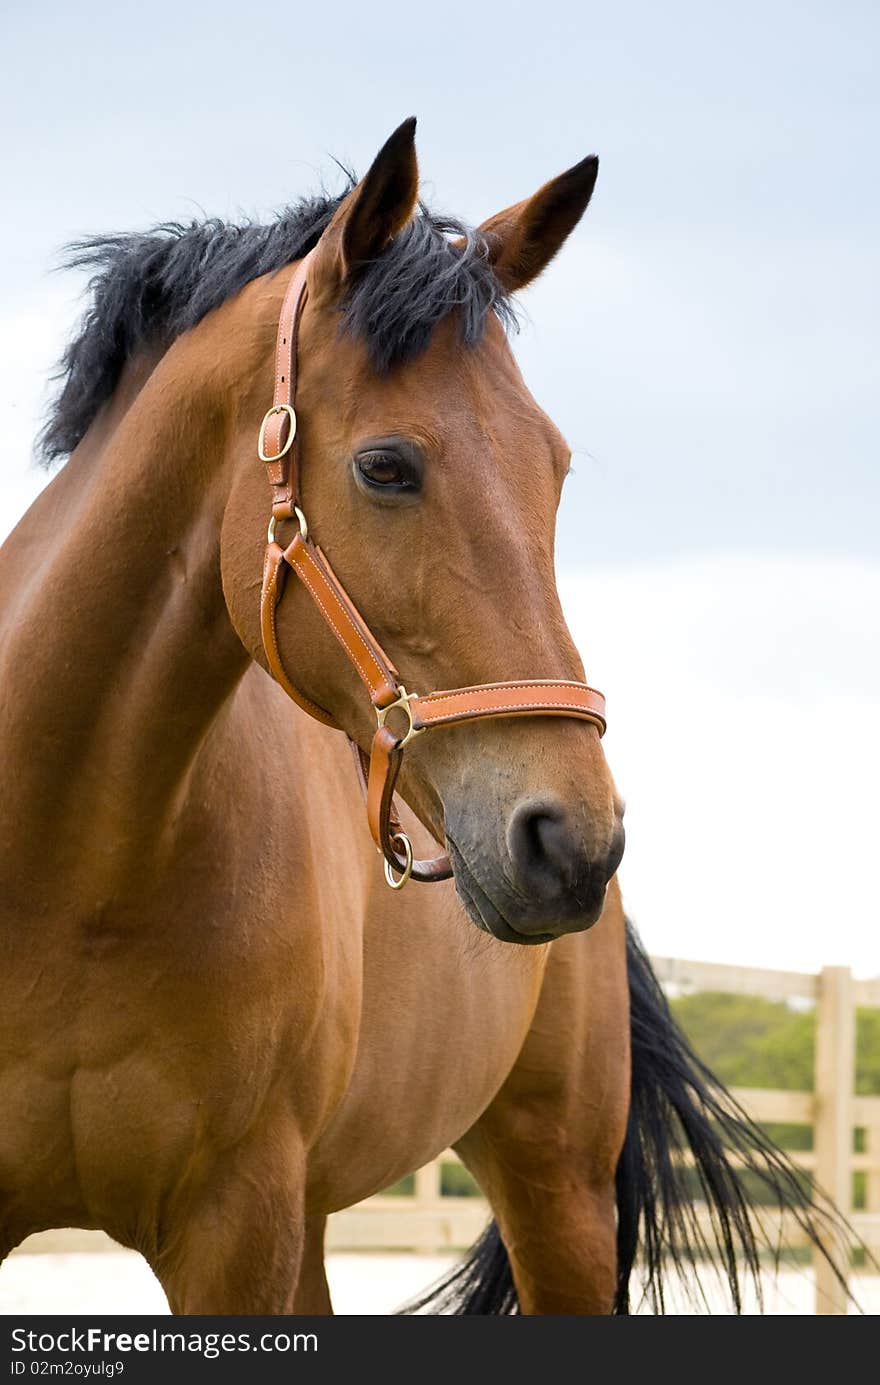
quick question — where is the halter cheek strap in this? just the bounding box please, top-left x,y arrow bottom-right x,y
258,251 -> 607,889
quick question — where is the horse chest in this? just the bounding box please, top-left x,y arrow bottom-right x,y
305,907 -> 548,1210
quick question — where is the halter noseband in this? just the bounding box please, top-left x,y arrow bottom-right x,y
258,252 -> 607,889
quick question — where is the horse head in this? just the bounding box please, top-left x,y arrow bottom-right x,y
222,119 -> 624,943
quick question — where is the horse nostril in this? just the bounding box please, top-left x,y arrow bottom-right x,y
506,800 -> 579,898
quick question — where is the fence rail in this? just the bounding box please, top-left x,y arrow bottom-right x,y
327,957 -> 880,1316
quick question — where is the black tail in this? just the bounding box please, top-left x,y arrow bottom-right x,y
405,920 -> 856,1315
613,922 -> 854,1312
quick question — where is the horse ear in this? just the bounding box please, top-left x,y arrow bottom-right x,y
310,118 -> 419,295
478,155 -> 599,292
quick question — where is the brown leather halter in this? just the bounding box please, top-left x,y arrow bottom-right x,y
258,252 -> 607,889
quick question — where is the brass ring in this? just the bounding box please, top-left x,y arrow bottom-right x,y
384,833 -> 414,890
375,685 -> 424,750
258,404 -> 297,463
267,507 -> 308,546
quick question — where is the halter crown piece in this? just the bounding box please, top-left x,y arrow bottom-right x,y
258,251 -> 607,889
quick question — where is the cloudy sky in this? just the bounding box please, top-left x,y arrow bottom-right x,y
2,1 -> 878,973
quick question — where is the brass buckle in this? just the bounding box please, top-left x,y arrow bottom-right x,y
267,506 -> 309,546
258,404 -> 297,463
384,832 -> 414,890
375,685 -> 423,750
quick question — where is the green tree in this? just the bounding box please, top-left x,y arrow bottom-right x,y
671,991 -> 813,1091
670,991 -> 880,1096
856,1007 -> 880,1095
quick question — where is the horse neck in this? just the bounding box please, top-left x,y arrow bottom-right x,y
0,331 -> 257,895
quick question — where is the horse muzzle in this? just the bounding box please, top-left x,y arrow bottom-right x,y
447,798 -> 625,945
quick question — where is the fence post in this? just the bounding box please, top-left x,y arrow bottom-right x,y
413,1159 -> 443,1255
813,965 -> 854,1314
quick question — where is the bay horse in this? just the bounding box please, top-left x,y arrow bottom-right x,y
0,119 -> 843,1314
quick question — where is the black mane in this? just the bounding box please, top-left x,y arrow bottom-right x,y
40,182 -> 517,463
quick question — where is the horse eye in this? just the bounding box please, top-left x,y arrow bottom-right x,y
357,450 -> 412,488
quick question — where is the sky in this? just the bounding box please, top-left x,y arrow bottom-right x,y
1,1 -> 878,974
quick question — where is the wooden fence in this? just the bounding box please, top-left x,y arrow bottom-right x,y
327,957 -> 880,1316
